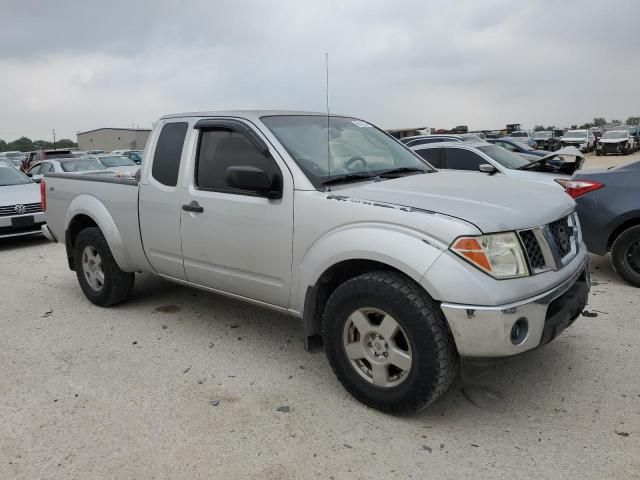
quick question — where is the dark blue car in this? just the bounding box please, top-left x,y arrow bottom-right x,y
568,159 -> 640,286
487,138 -> 550,158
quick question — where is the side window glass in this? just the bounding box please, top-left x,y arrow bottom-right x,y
196,129 -> 280,193
445,148 -> 484,171
29,164 -> 41,174
151,122 -> 188,187
43,163 -> 54,173
416,148 -> 443,169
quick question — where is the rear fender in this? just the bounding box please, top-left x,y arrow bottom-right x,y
64,194 -> 133,271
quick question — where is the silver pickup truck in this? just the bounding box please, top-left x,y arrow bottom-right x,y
42,111 -> 589,413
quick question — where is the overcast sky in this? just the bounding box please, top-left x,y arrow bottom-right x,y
0,0 -> 637,141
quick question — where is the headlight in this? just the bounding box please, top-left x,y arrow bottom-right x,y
451,232 -> 529,279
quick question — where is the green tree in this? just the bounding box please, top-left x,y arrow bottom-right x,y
611,119 -> 621,125
56,139 -> 77,148
593,117 -> 606,127
579,122 -> 594,129
0,139 -> 6,152
626,116 -> 640,126
533,125 -> 545,131
6,137 -> 34,152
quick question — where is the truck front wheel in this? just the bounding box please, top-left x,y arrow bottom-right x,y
322,271 -> 457,413
74,227 -> 135,306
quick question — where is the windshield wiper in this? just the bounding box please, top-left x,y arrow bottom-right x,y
321,172 -> 377,187
376,167 -> 430,177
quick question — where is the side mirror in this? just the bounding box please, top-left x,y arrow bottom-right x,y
225,165 -> 282,199
479,163 -> 498,174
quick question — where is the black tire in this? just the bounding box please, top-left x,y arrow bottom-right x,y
611,225 -> 640,287
74,227 -> 135,306
595,149 -> 601,156
322,271 -> 457,413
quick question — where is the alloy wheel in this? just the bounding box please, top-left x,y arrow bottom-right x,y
342,308 -> 413,388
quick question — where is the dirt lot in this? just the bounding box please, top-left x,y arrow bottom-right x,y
1,153 -> 639,479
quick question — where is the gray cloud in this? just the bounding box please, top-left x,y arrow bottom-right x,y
0,0 -> 637,140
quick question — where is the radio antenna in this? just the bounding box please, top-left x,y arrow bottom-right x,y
325,52 -> 331,191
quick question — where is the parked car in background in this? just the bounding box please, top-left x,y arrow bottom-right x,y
111,150 -> 144,164
596,130 -> 636,156
487,137 -> 550,160
89,154 -> 140,175
533,131 -> 562,151
0,164 -> 45,238
42,110 -> 589,413
27,157 -> 107,182
410,141 -> 575,187
567,159 -> 640,286
0,158 -> 17,168
0,151 -> 27,166
85,150 -> 106,155
561,130 -> 595,152
22,149 -> 76,172
509,130 -> 537,148
400,133 -> 486,147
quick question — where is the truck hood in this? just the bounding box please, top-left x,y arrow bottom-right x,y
0,182 -> 40,207
335,171 -> 575,233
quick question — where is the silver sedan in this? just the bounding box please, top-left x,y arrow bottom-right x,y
0,165 -> 45,238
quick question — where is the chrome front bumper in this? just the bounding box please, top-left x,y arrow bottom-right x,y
441,259 -> 589,357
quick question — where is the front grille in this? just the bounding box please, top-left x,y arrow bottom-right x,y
0,202 -> 42,217
518,214 -> 578,274
602,143 -> 620,154
519,230 -> 546,270
549,217 -> 572,258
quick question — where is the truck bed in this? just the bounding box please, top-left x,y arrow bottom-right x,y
44,172 -> 151,273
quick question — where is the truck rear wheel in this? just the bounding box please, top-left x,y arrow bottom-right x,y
322,271 -> 457,413
611,225 -> 640,287
74,227 -> 135,306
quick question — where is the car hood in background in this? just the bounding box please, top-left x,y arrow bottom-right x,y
598,138 -> 628,144
335,171 -> 575,233
0,182 -> 40,206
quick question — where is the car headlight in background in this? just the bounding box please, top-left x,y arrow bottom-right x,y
451,233 -> 529,279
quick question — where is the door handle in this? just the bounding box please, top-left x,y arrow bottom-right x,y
182,201 -> 204,213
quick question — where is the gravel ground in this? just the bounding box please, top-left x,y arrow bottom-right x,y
1,152 -> 639,479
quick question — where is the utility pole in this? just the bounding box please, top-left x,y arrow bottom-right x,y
52,129 -> 56,149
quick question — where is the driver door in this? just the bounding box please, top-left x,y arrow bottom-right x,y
180,121 -> 294,307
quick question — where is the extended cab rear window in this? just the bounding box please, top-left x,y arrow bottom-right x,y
152,122 -> 188,187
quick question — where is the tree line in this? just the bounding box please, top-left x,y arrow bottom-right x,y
533,116 -> 640,131
0,136 -> 77,152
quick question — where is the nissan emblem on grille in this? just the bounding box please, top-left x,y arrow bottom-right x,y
14,204 -> 26,214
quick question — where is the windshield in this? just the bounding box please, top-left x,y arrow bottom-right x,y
0,165 -> 32,186
477,145 -> 530,169
98,155 -> 136,167
533,131 -> 552,139
261,115 -> 433,188
602,131 -> 627,139
565,130 -> 586,138
510,131 -> 528,138
61,159 -> 106,172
